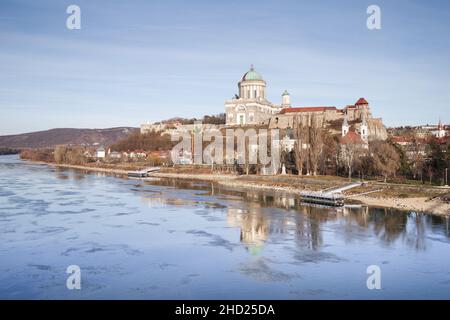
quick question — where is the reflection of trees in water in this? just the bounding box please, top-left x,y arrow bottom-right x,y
227,192 -> 448,252
339,208 -> 429,250
292,205 -> 328,250
147,178 -> 215,193
357,208 -> 430,250
368,208 -> 408,244
54,167 -> 70,180
429,215 -> 450,237
339,207 -> 366,244
143,178 -> 449,251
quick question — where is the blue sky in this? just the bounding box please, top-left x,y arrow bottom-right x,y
0,0 -> 449,135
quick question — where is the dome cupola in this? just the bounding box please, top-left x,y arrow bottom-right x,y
242,65 -> 263,81
238,65 -> 266,100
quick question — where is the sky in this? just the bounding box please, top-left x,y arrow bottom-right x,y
0,0 -> 449,135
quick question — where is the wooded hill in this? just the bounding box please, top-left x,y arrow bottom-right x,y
0,127 -> 138,148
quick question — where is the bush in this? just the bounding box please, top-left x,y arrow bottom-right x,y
109,132 -> 174,152
20,149 -> 54,162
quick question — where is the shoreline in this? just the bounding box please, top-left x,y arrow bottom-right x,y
148,172 -> 450,216
25,160 -> 450,216
48,162 -> 130,176
350,195 -> 450,216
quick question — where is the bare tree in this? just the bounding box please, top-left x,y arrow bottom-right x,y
293,116 -> 307,175
321,134 -> 339,175
308,116 -> 324,176
426,164 -> 434,185
54,145 -> 86,165
410,137 -> 425,182
372,141 -> 400,183
339,141 -> 363,180
54,145 -> 67,164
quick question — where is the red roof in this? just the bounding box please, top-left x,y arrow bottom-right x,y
391,136 -> 412,143
340,131 -> 366,145
435,136 -> 449,144
280,106 -> 337,114
355,98 -> 369,105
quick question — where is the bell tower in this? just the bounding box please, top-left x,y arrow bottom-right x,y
342,114 -> 349,137
281,90 -> 291,107
360,110 -> 369,142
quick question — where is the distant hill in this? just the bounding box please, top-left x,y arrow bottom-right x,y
0,127 -> 138,149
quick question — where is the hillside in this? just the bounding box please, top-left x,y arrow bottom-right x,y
0,127 -> 138,149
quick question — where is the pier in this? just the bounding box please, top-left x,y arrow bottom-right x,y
299,182 -> 363,206
127,167 -> 161,178
299,190 -> 345,206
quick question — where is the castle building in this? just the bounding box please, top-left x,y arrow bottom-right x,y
344,98 -> 373,121
224,66 -> 374,128
141,67 -> 388,143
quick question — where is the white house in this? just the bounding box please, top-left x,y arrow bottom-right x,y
96,146 -> 106,158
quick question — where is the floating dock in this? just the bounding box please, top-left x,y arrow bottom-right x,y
300,191 -> 345,207
299,182 -> 363,206
127,167 -> 161,178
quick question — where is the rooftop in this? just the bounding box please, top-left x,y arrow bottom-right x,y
355,98 -> 369,105
340,130 -> 366,145
280,106 -> 338,114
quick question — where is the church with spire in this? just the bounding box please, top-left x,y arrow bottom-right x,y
340,110 -> 369,149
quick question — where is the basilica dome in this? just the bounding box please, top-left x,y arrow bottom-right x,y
242,66 -> 263,81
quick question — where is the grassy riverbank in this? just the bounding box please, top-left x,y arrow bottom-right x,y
150,169 -> 450,216
29,160 -> 450,216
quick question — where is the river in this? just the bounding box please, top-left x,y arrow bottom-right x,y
0,155 -> 449,299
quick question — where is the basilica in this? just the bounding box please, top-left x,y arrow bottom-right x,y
225,66 -> 387,142
225,65 -> 284,126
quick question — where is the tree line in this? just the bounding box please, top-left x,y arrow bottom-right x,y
54,145 -> 87,165
20,149 -> 54,162
286,115 -> 449,184
0,147 -> 20,155
156,113 -> 226,126
110,131 -> 175,152
400,137 -> 450,184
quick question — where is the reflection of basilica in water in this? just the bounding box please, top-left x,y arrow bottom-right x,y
226,194 -> 371,250
227,207 -> 269,245
136,178 -> 449,252
226,190 -> 447,252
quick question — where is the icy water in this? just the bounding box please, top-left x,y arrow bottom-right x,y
0,155 -> 450,299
